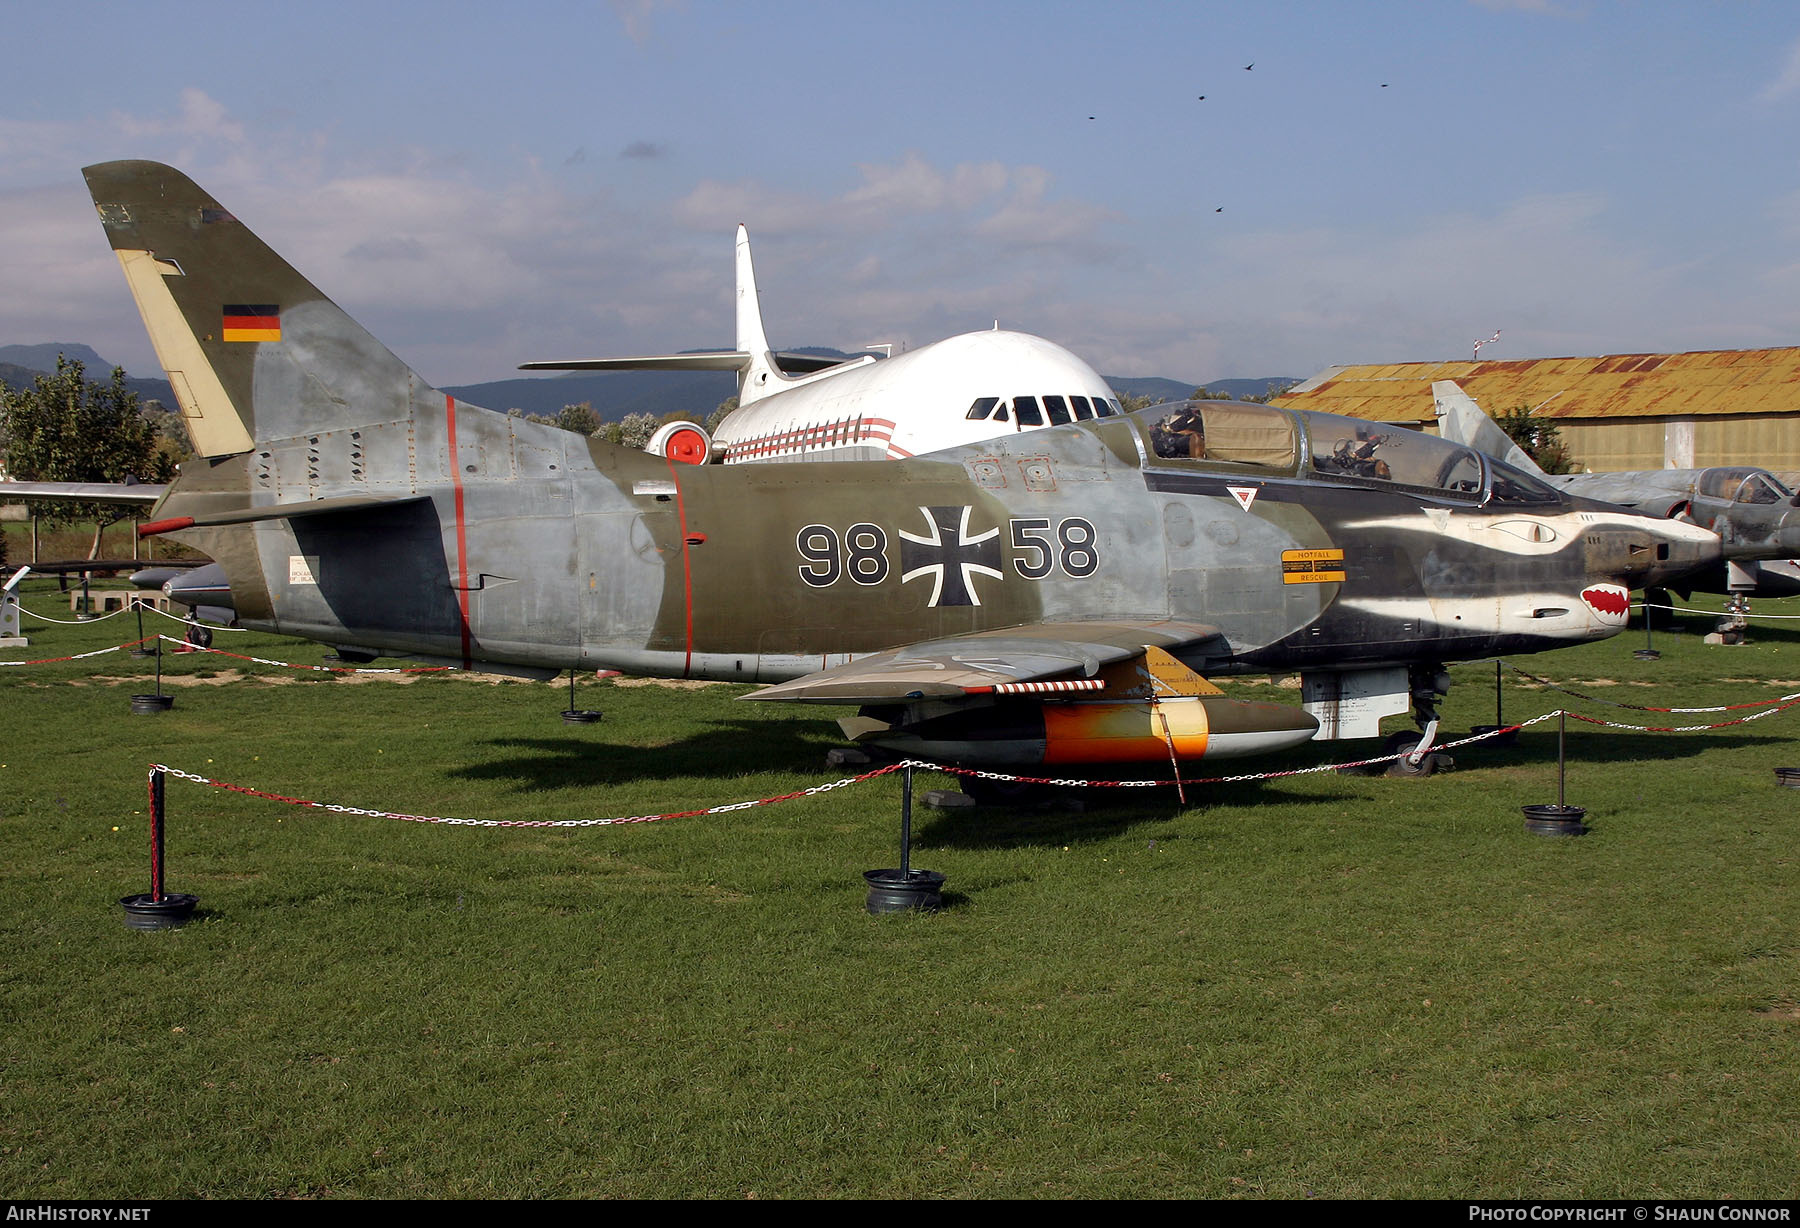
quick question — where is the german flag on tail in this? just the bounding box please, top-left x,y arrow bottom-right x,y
222,304 -> 279,342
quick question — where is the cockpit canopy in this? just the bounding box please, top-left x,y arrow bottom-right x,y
1133,400 -> 1562,506
1695,467 -> 1797,506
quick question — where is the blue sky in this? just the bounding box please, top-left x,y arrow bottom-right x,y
5,0 -> 1800,388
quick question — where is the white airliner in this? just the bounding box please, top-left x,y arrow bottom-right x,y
520,226 -> 1126,463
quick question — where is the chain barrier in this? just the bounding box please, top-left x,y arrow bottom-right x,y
1560,699 -> 1800,733
0,632 -> 451,675
1503,662 -> 1800,714
144,724 -> 1547,833
150,760 -> 910,827
16,603 -> 130,625
145,689 -> 1800,833
0,637 -> 159,666
151,636 -> 454,675
13,592 -> 249,632
1642,599 -> 1800,622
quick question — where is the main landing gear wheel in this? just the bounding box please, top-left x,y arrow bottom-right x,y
1382,730 -> 1450,777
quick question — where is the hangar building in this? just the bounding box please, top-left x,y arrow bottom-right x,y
1272,348 -> 1800,473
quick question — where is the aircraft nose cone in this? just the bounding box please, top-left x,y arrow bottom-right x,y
164,562 -> 234,611
1585,514 -> 1721,590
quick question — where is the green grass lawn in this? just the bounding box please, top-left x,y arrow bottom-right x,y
2,580 -> 1797,1198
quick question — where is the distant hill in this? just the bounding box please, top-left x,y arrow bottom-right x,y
0,343 -> 114,372
444,370 -> 739,420
1105,376 -> 1199,404
0,339 -> 1298,423
1105,375 -> 1301,404
0,345 -> 174,408
443,348 -> 874,420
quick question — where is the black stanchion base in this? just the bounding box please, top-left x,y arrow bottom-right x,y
863,868 -> 945,914
130,647 -> 156,659
130,694 -> 174,714
1471,724 -> 1520,748
1522,803 -> 1588,837
561,709 -> 603,725
1633,648 -> 1661,661
119,893 -> 199,930
1775,768 -> 1800,789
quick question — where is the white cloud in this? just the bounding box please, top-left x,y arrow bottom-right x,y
1761,35 -> 1800,102
9,87 -> 1797,393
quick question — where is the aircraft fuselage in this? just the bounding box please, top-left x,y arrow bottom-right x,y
154,401 -> 1715,686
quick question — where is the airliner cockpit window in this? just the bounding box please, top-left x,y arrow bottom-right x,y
1014,396 -> 1043,426
1070,396 -> 1095,420
1093,399 -> 1118,418
1044,396 -> 1072,426
966,396 -> 1000,421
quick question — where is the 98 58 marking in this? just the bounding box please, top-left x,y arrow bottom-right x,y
798,513 -> 1099,588
797,523 -> 889,587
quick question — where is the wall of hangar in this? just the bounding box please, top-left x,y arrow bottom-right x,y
1555,414 -> 1800,474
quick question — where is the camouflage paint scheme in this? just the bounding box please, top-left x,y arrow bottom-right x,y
1433,380 -> 1800,598
83,161 -> 1722,769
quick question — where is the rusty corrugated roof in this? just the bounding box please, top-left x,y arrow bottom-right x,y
1273,347 -> 1800,422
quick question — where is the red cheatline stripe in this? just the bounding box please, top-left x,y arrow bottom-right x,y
665,453 -> 695,677
726,417 -> 897,459
445,394 -> 473,669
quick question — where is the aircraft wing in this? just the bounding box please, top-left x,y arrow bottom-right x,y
0,480 -> 167,504
519,351 -> 849,375
743,620 -> 1224,704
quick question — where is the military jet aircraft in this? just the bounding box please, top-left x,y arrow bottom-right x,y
522,225 -> 1127,464
1433,381 -> 1800,597
77,161 -> 1721,773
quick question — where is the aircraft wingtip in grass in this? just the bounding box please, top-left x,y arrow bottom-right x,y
73,160 -> 1722,774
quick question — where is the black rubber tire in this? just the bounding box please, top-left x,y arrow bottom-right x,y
1383,730 -> 1437,777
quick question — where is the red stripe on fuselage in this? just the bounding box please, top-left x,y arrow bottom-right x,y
665,453 -> 695,677
445,393 -> 473,669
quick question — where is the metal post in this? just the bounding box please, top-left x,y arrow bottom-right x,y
900,764 -> 913,877
862,763 -> 944,912
149,768 -> 166,903
120,768 -> 197,928
1494,660 -> 1503,728
1557,709 -> 1566,807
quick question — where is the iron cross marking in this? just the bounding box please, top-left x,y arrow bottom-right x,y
899,505 -> 1004,607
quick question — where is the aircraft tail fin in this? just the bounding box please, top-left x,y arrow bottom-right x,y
1430,380 -> 1545,476
83,160 -> 437,458
734,224 -> 787,407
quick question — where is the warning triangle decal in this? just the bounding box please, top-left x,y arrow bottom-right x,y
1228,486 -> 1258,511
